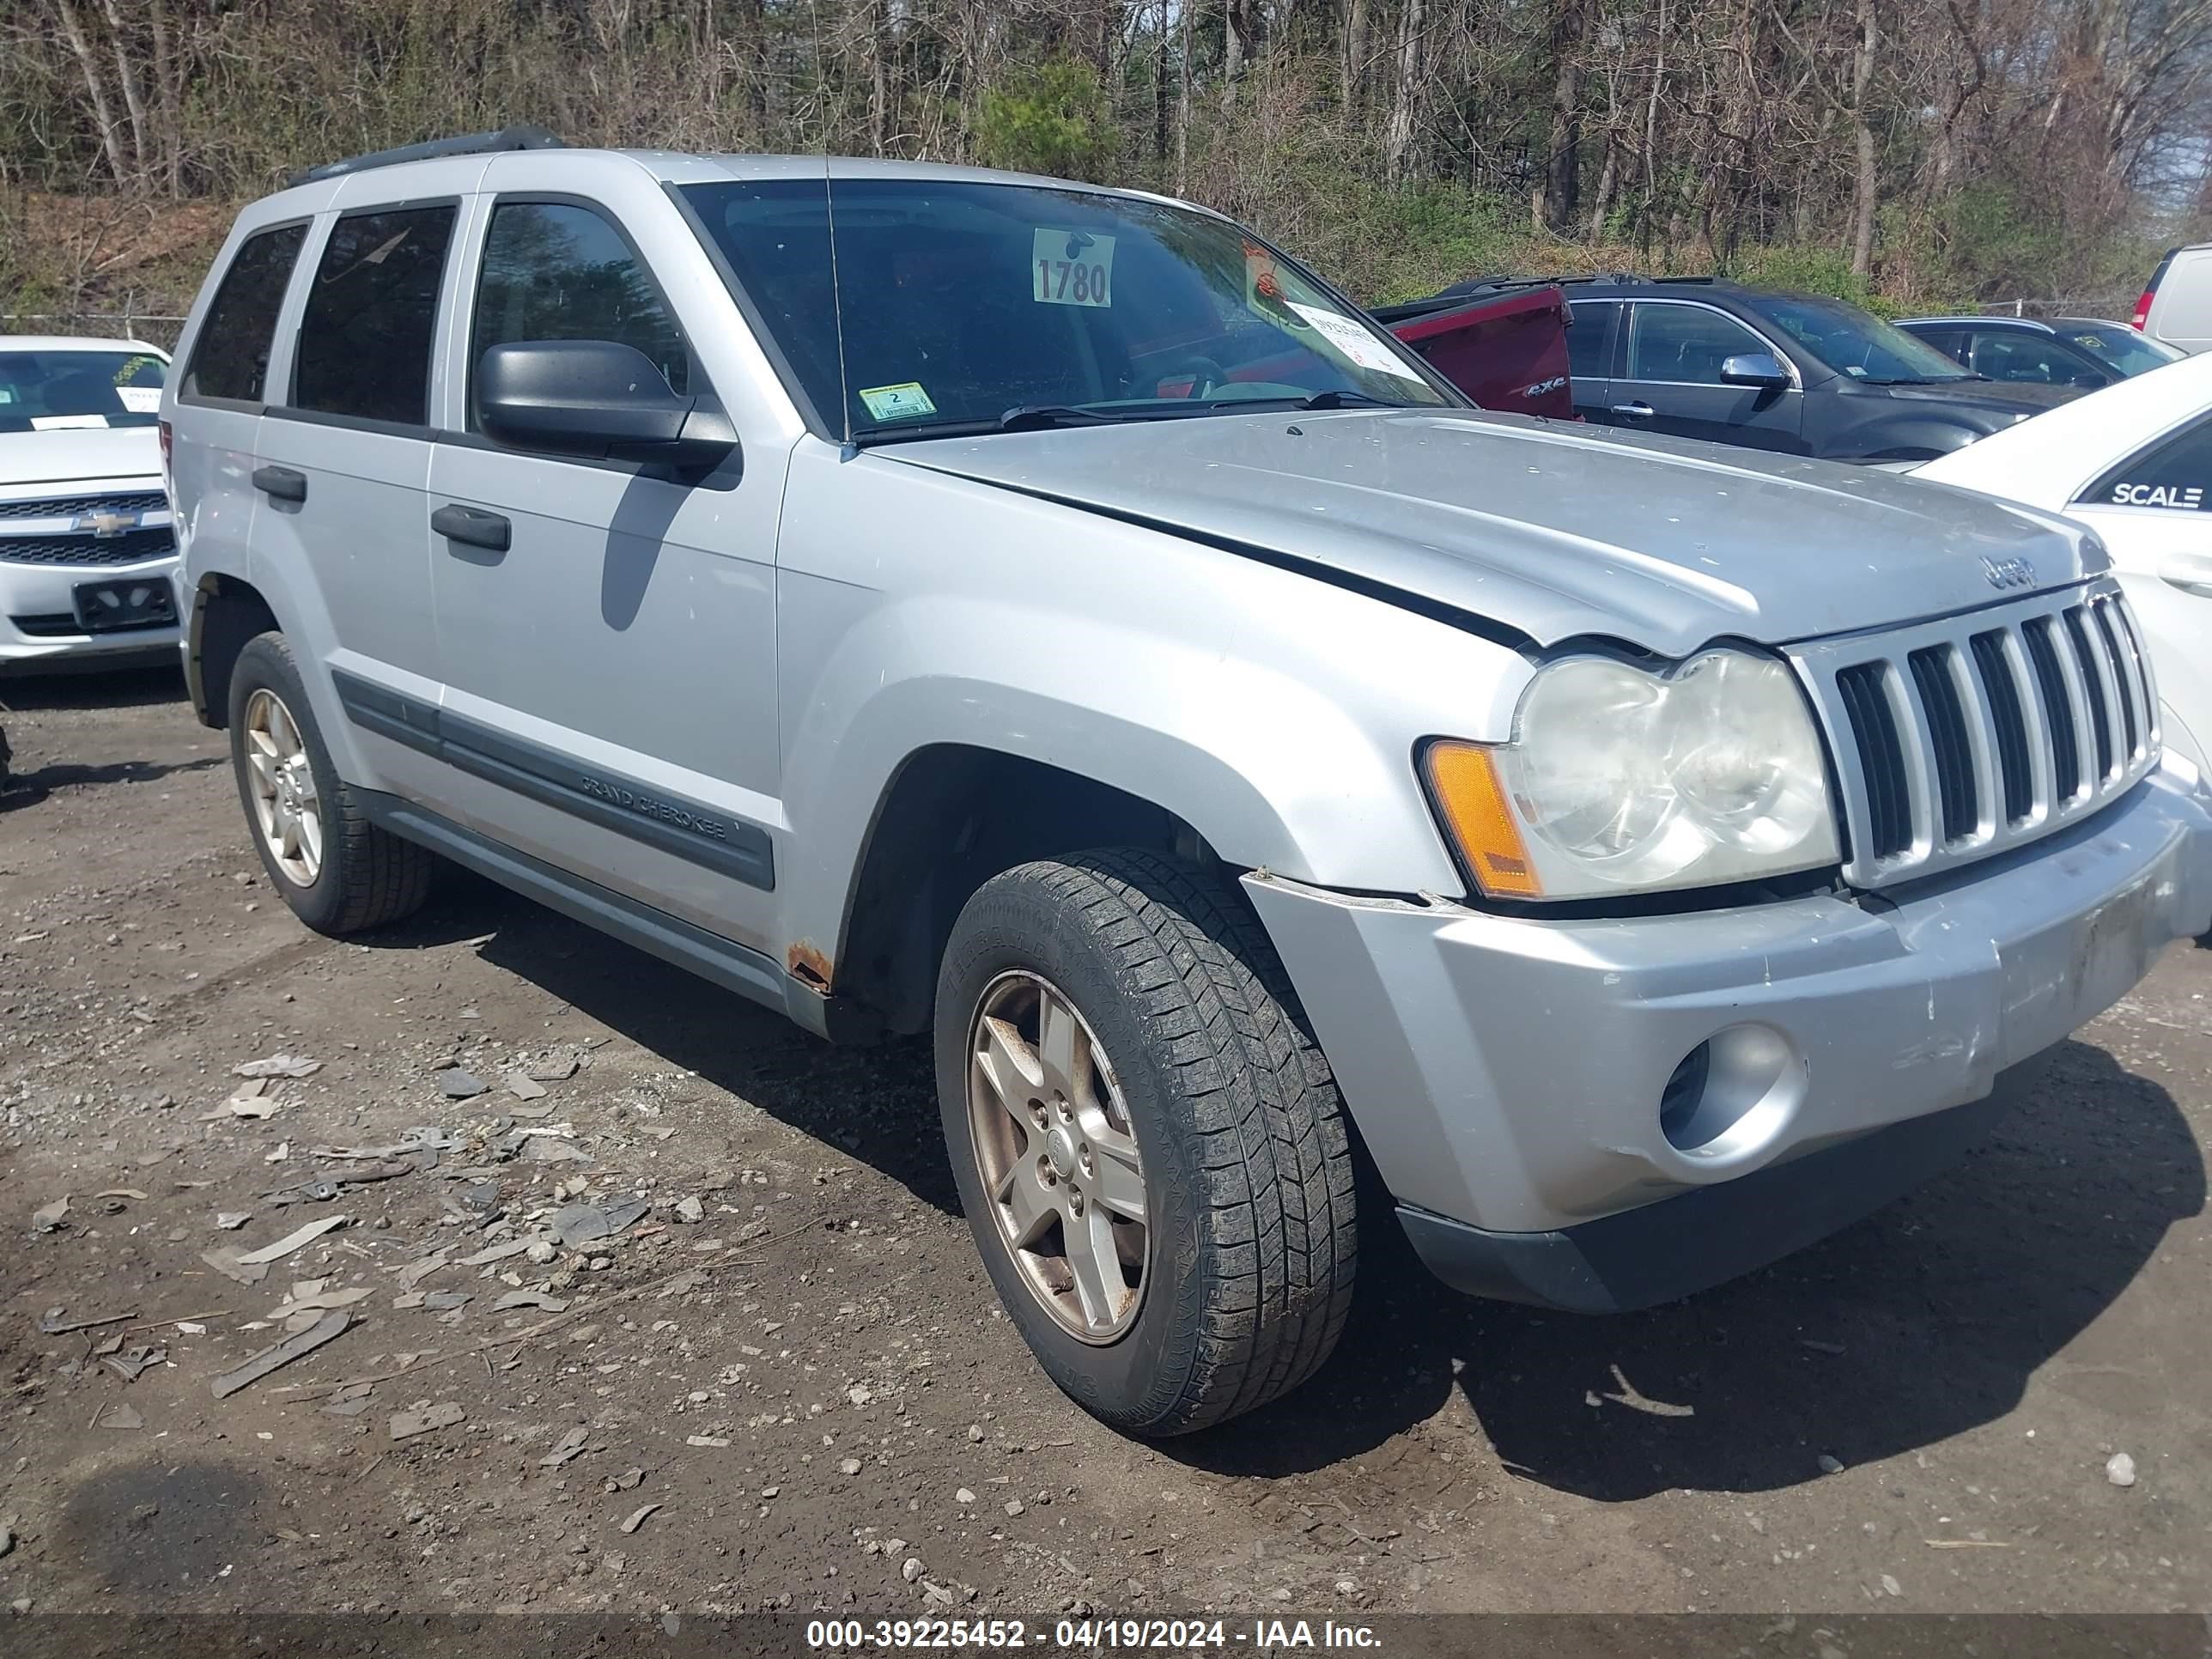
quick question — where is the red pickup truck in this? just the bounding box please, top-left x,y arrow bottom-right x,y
1375,281 -> 1575,418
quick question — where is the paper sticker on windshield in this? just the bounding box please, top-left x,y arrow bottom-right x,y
1033,229 -> 1115,307
117,386 -> 161,414
858,382 -> 938,423
1285,303 -> 1427,383
31,414 -> 109,430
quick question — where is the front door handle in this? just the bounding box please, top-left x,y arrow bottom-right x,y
2159,550 -> 2212,596
432,503 -> 512,554
1609,401 -> 1656,419
252,465 -> 307,502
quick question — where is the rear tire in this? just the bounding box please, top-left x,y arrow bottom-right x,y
935,848 -> 1357,1436
226,632 -> 434,934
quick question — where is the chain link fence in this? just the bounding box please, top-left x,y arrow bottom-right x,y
1,313 -> 188,350
1972,296 -> 2140,321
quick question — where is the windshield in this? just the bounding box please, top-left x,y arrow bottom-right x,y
679,177 -> 1455,441
1754,295 -> 1973,384
2058,325 -> 2182,376
0,348 -> 167,433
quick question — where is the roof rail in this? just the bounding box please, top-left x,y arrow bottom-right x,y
288,126 -> 565,188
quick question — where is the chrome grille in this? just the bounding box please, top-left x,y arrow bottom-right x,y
0,527 -> 176,566
1791,581 -> 2159,889
0,491 -> 167,520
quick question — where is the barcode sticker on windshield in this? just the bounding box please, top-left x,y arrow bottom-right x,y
1285,303 -> 1428,382
1033,229 -> 1115,307
117,386 -> 161,414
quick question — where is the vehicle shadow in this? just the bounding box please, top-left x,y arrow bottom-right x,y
363,875 -> 957,1211
1174,1037 -> 2203,1496
0,665 -> 186,711
0,753 -> 221,811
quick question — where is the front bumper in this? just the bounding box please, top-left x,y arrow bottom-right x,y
1246,762 -> 2212,1301
0,556 -> 182,667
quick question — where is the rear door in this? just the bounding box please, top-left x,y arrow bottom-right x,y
1612,301 -> 1806,452
249,198 -> 465,815
2148,248 -> 2212,355
422,176 -> 787,955
1564,300 -> 1618,422
2066,412 -> 2212,770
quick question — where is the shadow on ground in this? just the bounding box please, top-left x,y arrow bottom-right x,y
1180,1037 -> 2202,1497
349,876 -> 2203,1499
0,665 -> 187,712
360,873 -> 954,1212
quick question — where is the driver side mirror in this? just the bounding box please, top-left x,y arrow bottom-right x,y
476,340 -> 738,473
1720,352 -> 1792,390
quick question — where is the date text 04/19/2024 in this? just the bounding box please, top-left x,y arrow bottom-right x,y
803,1620 -> 1383,1650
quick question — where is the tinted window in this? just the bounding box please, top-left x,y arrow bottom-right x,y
181,222 -> 306,404
472,202 -> 688,420
0,349 -> 167,433
1968,331 -> 2100,386
679,178 -> 1451,440
2081,415 -> 2212,512
1626,304 -> 1766,384
1909,327 -> 1968,364
1566,302 -> 1618,380
2058,325 -> 2181,376
291,205 -> 457,426
1757,294 -> 1970,382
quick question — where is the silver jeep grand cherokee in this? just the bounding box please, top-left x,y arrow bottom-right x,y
166,131 -> 2212,1436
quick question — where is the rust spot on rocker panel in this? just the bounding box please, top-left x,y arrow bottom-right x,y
787,941 -> 834,993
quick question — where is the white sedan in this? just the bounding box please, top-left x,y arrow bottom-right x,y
1917,350 -> 2212,774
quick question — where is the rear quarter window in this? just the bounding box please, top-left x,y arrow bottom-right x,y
180,222 -> 308,404
2079,413 -> 2212,512
1565,302 -> 1618,381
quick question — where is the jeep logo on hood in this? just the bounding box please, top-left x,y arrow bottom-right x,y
1981,555 -> 2037,591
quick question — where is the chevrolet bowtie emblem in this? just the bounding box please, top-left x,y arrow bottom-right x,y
72,507 -> 142,538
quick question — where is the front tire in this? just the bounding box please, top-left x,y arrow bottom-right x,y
226,632 -> 434,935
935,849 -> 1357,1436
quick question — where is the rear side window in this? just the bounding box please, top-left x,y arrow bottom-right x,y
2079,414 -> 2212,512
471,200 -> 689,422
1626,304 -> 1767,384
181,222 -> 307,404
291,204 -> 459,426
1911,327 -> 1967,363
1565,302 -> 1618,381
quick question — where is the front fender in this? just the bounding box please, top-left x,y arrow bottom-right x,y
769,442 -> 1531,957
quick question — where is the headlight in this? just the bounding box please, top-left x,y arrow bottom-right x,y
1425,649 -> 1839,900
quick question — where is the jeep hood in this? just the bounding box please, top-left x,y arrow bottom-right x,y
0,423 -> 163,489
886,409 -> 2099,658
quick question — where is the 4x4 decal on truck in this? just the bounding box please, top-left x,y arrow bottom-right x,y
330,670 -> 773,890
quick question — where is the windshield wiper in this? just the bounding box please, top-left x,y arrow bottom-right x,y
1202,388 -> 1409,412
994,404 -> 1132,432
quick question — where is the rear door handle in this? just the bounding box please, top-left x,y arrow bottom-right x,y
1609,401 -> 1656,419
432,503 -> 512,553
2159,550 -> 2212,596
252,465 -> 307,502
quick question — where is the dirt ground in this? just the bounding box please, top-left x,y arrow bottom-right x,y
3,665 -> 2209,1626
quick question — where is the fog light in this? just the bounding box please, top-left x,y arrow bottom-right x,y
1656,1024 -> 1804,1161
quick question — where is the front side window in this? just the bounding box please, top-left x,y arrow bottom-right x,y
679,177 -> 1455,441
471,201 -> 689,424
1907,326 -> 1967,364
1565,302 -> 1619,381
2059,325 -> 2182,377
0,349 -> 167,434
181,222 -> 306,404
1756,294 -> 1972,384
292,204 -> 458,426
2080,414 -> 2212,513
1625,304 -> 1769,385
1968,331 -> 2090,385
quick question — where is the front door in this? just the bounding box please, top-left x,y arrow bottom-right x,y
2068,411 -> 2212,771
1612,301 -> 1807,452
425,189 -> 786,954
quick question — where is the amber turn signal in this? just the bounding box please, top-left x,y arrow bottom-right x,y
1423,740 -> 1542,898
